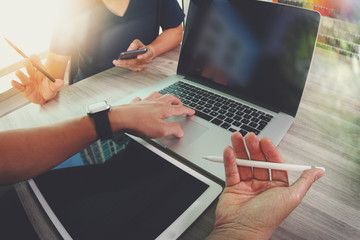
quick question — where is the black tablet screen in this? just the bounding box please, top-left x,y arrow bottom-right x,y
33,134 -> 209,240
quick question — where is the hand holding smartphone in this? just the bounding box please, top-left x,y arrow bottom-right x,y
119,48 -> 148,60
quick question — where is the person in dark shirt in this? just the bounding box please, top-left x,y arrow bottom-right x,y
11,0 -> 185,104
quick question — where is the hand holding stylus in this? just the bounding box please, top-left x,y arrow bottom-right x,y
4,38 -> 56,82
207,132 -> 325,240
4,38 -> 64,104
11,55 -> 64,104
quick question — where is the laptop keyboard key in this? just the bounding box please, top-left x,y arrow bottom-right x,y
229,128 -> 237,132
226,112 -> 234,118
224,118 -> 234,124
210,111 -> 218,117
241,119 -> 250,124
219,109 -> 226,114
195,111 -> 213,121
221,122 -> 231,129
257,122 -> 268,131
217,115 -> 226,120
259,115 -> 271,122
211,118 -> 223,126
239,129 -> 248,136
244,114 -> 252,119
195,105 -> 204,111
233,121 -> 241,127
249,122 -> 258,128
241,125 -> 260,135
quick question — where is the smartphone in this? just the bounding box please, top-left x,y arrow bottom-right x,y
118,48 -> 148,60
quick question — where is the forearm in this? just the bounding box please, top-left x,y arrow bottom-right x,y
0,95 -> 193,185
147,24 -> 183,58
0,116 -> 97,184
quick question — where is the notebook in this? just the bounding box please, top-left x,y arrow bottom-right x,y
28,134 -> 223,240
115,0 -> 321,181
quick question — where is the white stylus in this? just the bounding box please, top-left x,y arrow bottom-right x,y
202,156 -> 325,172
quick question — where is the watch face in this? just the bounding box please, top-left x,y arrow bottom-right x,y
87,101 -> 111,114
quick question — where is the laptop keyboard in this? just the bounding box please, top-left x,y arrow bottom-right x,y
159,81 -> 273,136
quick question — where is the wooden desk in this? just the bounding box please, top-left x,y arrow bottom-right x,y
0,46 -> 359,239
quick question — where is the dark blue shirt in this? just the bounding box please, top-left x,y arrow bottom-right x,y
50,0 -> 184,82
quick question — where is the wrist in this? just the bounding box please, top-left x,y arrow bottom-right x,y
87,101 -> 112,140
107,105 -> 128,133
80,115 -> 99,142
146,44 -> 156,59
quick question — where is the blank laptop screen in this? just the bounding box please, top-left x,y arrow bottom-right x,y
178,0 -> 320,116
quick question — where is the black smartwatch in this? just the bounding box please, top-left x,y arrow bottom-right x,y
87,101 -> 112,140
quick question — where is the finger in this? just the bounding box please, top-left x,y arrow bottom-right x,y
127,39 -> 143,51
289,168 -> 324,207
163,121 -> 184,138
144,91 -> 162,100
24,58 -> 35,77
223,145 -> 241,187
29,55 -> 45,71
231,132 -> 252,181
113,60 -> 147,71
159,94 -> 182,105
137,49 -> 153,60
11,80 -> 26,92
130,65 -> 148,72
260,137 -> 288,183
113,58 -> 138,67
245,133 -> 269,181
112,59 -> 122,67
163,105 -> 195,118
130,96 -> 142,103
15,70 -> 30,85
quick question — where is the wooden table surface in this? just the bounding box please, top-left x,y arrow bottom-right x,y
0,46 -> 359,239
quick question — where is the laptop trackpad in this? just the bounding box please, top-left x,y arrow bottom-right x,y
155,115 -> 208,149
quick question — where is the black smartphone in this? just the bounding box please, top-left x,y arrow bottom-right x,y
118,48 -> 148,60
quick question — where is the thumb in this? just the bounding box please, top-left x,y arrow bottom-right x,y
290,168 -> 324,204
127,39 -> 143,51
164,122 -> 184,138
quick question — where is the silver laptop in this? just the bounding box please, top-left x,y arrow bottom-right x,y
115,0 -> 321,181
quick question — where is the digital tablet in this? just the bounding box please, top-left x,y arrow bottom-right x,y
28,134 -> 223,240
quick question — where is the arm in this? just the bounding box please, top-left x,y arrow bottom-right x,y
11,52 -> 70,104
112,24 -> 183,72
206,132 -> 325,240
0,92 -> 194,185
147,23 -> 183,59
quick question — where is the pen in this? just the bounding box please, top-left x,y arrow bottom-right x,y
202,156 -> 325,172
4,37 -> 56,82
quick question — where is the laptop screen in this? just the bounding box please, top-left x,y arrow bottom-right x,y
178,0 -> 320,116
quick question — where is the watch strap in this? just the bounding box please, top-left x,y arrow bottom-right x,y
91,111 -> 112,140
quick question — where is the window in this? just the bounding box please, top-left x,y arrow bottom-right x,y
0,0 -> 60,93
